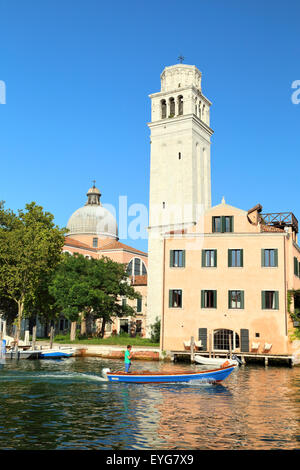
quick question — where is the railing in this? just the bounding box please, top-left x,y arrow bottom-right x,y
260,212 -> 298,233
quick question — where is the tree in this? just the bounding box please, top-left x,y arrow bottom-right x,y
49,253 -> 140,340
86,256 -> 140,337
150,317 -> 161,343
49,253 -> 91,340
0,202 -> 66,340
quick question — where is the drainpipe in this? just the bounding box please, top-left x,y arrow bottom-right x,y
284,234 -> 288,336
160,236 -> 166,352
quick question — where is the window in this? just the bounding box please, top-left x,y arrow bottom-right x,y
161,99 -> 166,119
169,289 -> 182,308
224,216 -> 233,232
228,290 -> 244,309
202,250 -> 217,267
262,249 -> 278,267
169,97 -> 175,117
214,329 -> 240,350
122,298 -> 127,310
137,298 -> 142,313
294,257 -> 299,276
178,95 -> 183,115
178,152 -> 181,160
201,290 -> 217,308
134,258 -> 141,276
228,249 -> 243,267
212,216 -> 221,232
262,291 -> 279,310
127,258 -> 147,276
212,216 -> 234,233
93,237 -> 98,248
120,319 -> 128,334
170,250 -> 185,267
136,320 -> 142,335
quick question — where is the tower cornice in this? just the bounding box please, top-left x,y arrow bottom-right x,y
147,113 -> 214,137
149,86 -> 212,106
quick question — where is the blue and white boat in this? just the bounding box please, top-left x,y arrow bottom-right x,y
101,363 -> 236,384
40,347 -> 76,359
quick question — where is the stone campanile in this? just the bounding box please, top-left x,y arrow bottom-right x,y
146,63 -> 213,337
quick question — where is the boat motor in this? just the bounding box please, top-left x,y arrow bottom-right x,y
101,368 -> 111,380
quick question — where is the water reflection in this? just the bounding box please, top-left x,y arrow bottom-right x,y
0,359 -> 299,449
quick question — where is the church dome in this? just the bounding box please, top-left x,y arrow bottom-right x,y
66,184 -> 118,239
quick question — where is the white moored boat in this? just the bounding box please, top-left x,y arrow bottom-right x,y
195,355 -> 240,367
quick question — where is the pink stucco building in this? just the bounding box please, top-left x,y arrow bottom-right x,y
62,184 -> 148,337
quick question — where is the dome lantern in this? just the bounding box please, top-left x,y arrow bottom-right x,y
66,183 -> 118,240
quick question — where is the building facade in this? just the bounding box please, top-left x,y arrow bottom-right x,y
61,184 -> 148,338
146,62 -> 300,357
161,201 -> 300,356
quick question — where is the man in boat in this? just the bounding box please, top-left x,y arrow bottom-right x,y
125,345 -> 133,373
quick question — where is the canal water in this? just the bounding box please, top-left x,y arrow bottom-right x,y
0,357 -> 299,450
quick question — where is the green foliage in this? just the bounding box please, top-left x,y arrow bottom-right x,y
150,316 -> 161,343
287,289 -> 300,340
49,253 -> 141,337
39,333 -> 159,347
0,202 -> 66,335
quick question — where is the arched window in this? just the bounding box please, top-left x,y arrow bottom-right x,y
178,95 -> 183,115
127,257 -> 148,276
161,99 -> 167,119
213,329 -> 240,351
169,97 -> 175,117
62,250 -> 73,256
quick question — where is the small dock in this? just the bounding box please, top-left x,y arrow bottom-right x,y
171,350 -> 295,367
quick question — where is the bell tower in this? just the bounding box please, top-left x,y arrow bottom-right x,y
146,63 -> 213,336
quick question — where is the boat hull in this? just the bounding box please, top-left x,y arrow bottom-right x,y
104,365 -> 236,384
40,348 -> 76,358
195,356 -> 238,367
5,350 -> 41,360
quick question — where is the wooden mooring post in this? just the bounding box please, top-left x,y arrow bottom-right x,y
190,336 -> 195,362
49,326 -> 54,349
32,326 -> 36,350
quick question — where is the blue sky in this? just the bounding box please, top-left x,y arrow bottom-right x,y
0,0 -> 299,253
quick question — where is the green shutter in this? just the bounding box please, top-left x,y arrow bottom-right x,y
169,290 -> 173,308
170,250 -> 174,267
228,290 -> 232,308
274,249 -> 278,267
261,249 -> 265,267
201,290 -> 205,308
294,257 -> 298,276
228,249 -> 232,267
221,216 -> 225,233
261,291 -> 266,309
240,249 -> 244,267
182,250 -> 186,268
240,329 -> 249,352
198,328 -> 207,350
230,216 -> 234,232
240,291 -> 244,309
275,291 -> 279,310
213,290 -> 217,308
214,250 -> 217,267
137,298 -> 142,312
201,250 -> 206,267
